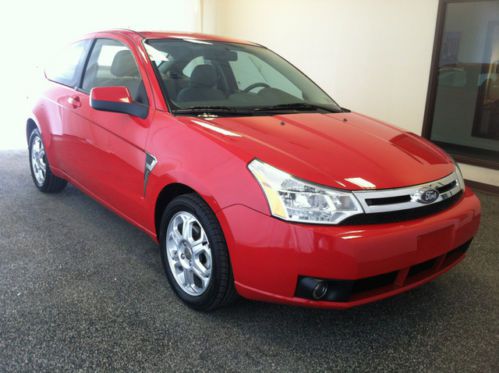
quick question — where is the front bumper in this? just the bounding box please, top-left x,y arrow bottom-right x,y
217,188 -> 481,309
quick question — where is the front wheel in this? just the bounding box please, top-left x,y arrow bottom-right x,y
159,194 -> 238,311
28,128 -> 67,193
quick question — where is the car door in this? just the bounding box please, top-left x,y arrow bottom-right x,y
66,37 -> 153,225
42,39 -> 92,172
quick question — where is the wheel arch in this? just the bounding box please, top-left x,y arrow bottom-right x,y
154,182 -> 199,240
26,117 -> 40,144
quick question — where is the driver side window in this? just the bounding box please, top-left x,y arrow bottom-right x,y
229,52 -> 302,99
81,39 -> 148,105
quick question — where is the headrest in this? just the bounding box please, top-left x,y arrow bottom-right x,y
190,64 -> 217,87
111,50 -> 138,77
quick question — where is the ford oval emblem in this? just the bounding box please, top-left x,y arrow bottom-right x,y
415,187 -> 440,204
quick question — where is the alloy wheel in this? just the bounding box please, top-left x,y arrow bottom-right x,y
166,211 -> 213,296
31,135 -> 47,186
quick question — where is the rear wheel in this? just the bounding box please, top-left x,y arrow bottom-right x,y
159,194 -> 238,311
28,128 -> 67,193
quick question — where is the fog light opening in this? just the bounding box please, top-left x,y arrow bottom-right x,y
312,280 -> 328,300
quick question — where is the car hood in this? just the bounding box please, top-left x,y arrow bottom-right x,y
176,112 -> 454,190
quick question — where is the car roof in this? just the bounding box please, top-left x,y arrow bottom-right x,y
87,29 -> 259,46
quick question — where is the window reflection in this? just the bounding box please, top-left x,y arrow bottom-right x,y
429,1 -> 499,163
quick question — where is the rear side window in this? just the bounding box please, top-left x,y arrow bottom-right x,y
45,40 -> 90,87
81,39 -> 148,104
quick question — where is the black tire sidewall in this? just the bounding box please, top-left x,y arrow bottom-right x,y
159,195 -> 229,310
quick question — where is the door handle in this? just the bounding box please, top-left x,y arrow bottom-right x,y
67,95 -> 81,109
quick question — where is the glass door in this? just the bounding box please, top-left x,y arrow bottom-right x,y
425,0 -> 499,169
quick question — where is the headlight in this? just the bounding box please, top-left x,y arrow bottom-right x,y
248,159 -> 363,224
454,161 -> 466,192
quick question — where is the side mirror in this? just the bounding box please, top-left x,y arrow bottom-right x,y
90,86 -> 147,119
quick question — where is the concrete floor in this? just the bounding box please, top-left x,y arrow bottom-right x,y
0,150 -> 498,372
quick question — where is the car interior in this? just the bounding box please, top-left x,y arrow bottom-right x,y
147,40 -> 313,110
82,43 -> 149,105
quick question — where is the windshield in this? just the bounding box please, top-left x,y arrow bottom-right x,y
145,38 -> 342,115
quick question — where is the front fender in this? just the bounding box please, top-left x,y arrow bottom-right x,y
144,114 -> 269,235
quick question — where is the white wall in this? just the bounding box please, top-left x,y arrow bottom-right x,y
202,0 -> 499,187
2,0 -> 497,186
0,0 -> 201,150
203,0 -> 439,134
461,163 -> 499,187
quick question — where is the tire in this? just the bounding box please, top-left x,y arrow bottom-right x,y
159,193 -> 238,311
28,128 -> 67,193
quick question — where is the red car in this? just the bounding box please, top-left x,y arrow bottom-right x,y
27,30 -> 481,311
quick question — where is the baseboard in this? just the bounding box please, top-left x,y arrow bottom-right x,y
465,179 -> 499,196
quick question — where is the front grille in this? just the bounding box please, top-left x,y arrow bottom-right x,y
295,240 -> 472,302
443,241 -> 470,267
365,195 -> 411,206
364,179 -> 458,207
340,191 -> 463,225
408,258 -> 438,277
351,172 -> 463,223
437,180 -> 457,194
351,271 -> 398,294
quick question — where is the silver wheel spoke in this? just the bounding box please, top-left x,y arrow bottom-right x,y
192,239 -> 208,255
183,268 -> 194,287
169,230 -> 181,246
180,215 -> 195,242
192,266 -> 210,288
193,244 -> 211,270
193,257 -> 211,279
168,245 -> 179,262
39,155 -> 46,169
191,230 -> 207,250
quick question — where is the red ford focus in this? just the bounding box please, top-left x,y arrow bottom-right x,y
27,30 -> 481,311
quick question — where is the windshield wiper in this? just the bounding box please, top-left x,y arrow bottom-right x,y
174,103 -> 344,116
252,103 -> 342,113
174,106 -> 255,116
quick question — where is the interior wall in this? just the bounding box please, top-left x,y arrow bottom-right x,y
0,0 -> 201,150
2,0 -> 496,187
203,0 -> 439,134
203,0 -> 499,187
460,163 -> 499,187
